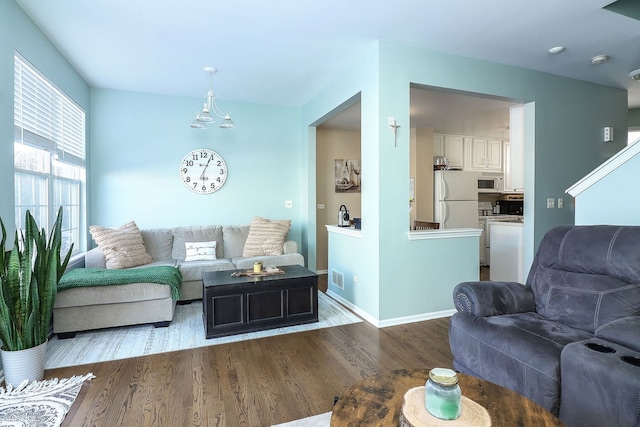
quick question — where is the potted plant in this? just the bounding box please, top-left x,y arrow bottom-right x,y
0,207 -> 72,386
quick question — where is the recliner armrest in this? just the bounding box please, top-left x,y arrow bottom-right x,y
595,316 -> 640,352
453,281 -> 535,317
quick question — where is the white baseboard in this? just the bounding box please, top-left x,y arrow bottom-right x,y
326,290 -> 454,328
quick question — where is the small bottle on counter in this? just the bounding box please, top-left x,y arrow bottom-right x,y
425,367 -> 461,420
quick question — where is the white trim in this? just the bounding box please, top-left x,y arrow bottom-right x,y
408,228 -> 482,240
377,309 -> 455,328
326,290 -> 378,325
325,225 -> 362,238
327,290 -> 455,328
566,142 -> 640,197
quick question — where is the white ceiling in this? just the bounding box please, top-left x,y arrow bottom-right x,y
15,0 -> 640,112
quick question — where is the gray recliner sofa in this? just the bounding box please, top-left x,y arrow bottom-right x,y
449,225 -> 640,427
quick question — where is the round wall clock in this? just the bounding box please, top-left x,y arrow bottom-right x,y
179,148 -> 228,194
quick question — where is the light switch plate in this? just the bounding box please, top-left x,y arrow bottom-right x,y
547,198 -> 555,209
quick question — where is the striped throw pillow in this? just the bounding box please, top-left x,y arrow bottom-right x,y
242,217 -> 291,257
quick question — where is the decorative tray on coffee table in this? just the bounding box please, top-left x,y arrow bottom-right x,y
230,268 -> 285,278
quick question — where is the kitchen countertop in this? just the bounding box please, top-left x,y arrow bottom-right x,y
478,214 -> 524,220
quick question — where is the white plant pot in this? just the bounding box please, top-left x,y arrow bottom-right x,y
1,340 -> 47,387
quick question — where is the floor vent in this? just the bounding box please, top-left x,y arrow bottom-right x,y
331,269 -> 344,290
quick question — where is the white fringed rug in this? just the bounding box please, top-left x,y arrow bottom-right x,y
272,412 -> 331,427
46,292 -> 361,369
0,373 -> 94,427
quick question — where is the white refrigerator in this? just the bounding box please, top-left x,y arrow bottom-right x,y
434,170 -> 478,229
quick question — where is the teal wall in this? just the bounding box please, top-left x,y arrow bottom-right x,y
0,0 -> 91,238
303,41 -> 628,322
303,44 -> 381,318
2,0 -> 632,324
90,88 -> 303,249
630,108 -> 640,128
574,149 -> 640,225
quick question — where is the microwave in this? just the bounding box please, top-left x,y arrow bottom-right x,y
477,173 -> 504,193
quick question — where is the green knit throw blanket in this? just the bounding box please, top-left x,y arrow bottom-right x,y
59,266 -> 182,301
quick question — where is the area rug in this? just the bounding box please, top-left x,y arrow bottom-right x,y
271,412 -> 331,427
0,373 -> 94,427
46,292 -> 361,369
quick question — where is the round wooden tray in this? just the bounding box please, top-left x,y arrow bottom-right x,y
400,386 -> 491,427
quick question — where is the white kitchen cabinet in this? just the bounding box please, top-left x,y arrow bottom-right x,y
433,134 -> 464,169
470,138 -> 503,171
503,143 -> 524,193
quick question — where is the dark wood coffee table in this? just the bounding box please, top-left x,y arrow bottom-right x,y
202,265 -> 318,339
331,369 -> 565,426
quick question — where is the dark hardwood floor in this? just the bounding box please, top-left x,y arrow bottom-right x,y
51,274 -> 454,427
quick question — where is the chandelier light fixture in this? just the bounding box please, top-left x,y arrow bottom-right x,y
190,67 -> 236,129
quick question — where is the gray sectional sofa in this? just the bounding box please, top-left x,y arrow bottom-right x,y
53,224 -> 304,337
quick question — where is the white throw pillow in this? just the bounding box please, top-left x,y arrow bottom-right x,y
185,241 -> 217,261
89,221 -> 152,269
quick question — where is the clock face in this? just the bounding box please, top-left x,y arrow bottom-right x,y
179,149 -> 228,194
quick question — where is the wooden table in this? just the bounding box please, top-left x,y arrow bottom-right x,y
331,369 -> 565,426
201,265 -> 318,338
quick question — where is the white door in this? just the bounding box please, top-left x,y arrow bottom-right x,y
437,200 -> 478,229
438,171 -> 478,201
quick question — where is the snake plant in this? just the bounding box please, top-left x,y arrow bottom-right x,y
0,207 -> 73,351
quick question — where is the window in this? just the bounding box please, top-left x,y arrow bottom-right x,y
629,130 -> 640,145
14,54 -> 86,255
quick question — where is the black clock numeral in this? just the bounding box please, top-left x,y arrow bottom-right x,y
219,169 -> 225,175
201,151 -> 208,158
216,161 -> 222,166
186,160 -> 194,166
201,185 -> 207,191
186,177 -> 191,183
191,154 -> 199,161
210,183 -> 216,189
192,182 -> 197,189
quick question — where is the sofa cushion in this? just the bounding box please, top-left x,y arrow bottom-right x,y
141,228 -> 173,260
595,316 -> 640,352
242,217 -> 291,257
232,253 -> 304,270
450,311 -> 594,414
55,281 -> 172,307
528,225 -> 640,333
89,221 -> 152,269
222,225 -> 250,258
171,226 -> 223,260
177,259 -> 236,281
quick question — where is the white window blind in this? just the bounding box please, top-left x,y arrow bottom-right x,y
14,54 -> 85,165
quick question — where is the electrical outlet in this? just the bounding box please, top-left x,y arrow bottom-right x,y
353,275 -> 358,283
547,198 -> 555,209
557,198 -> 564,209
317,204 -> 325,209
284,200 -> 293,208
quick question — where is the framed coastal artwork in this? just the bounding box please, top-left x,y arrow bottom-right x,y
335,159 -> 361,193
